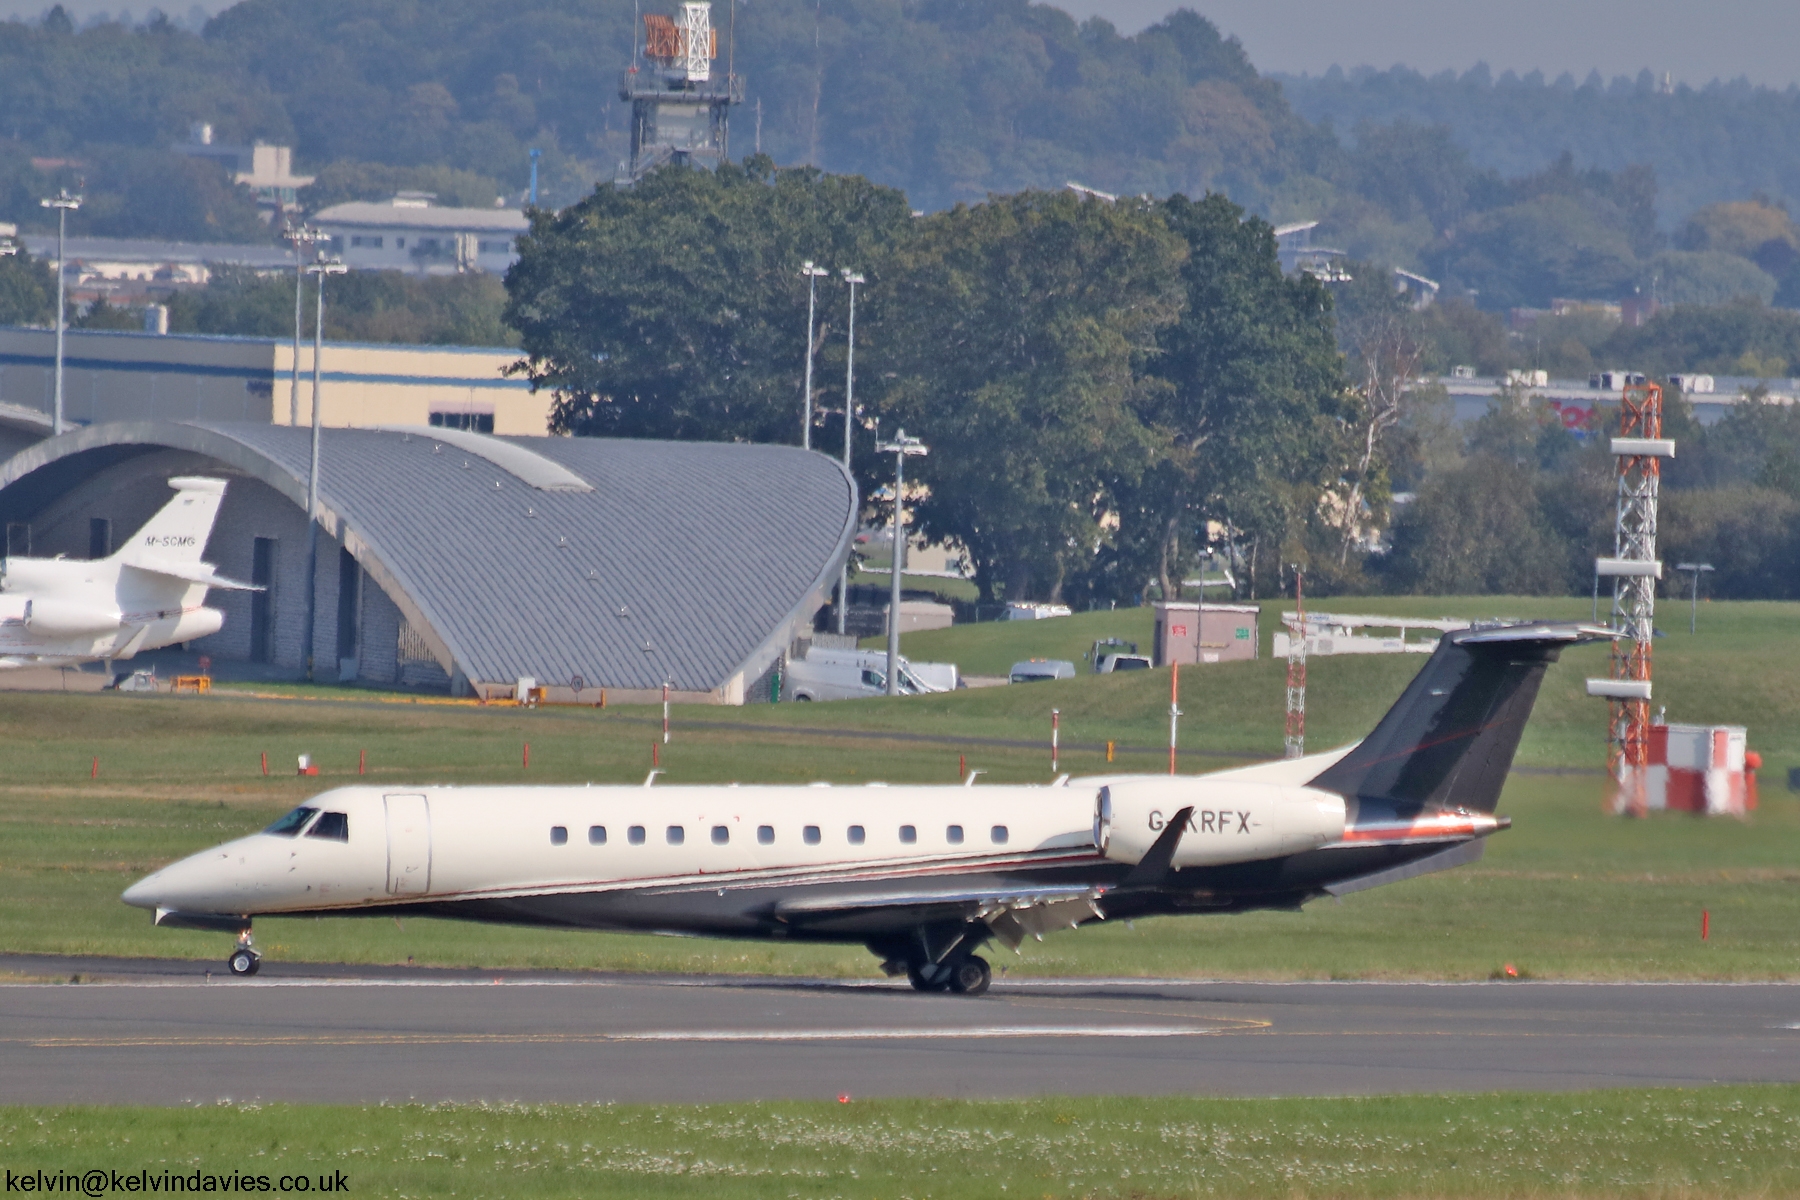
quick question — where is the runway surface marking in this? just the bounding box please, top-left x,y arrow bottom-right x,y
13,1021 -> 1265,1049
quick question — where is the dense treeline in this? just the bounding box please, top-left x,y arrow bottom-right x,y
9,0 -> 1800,297
1379,389 -> 1800,601
1281,65 -> 1800,230
508,159 -> 1800,604
507,160 -> 1348,605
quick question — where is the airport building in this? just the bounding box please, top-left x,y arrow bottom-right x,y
0,325 -> 550,460
0,421 -> 856,703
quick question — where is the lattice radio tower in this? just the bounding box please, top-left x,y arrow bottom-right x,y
1285,565 -> 1306,759
1587,380 -> 1673,813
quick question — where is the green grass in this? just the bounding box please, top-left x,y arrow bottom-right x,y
3,1087 -> 1797,1197
3,597 -> 1797,979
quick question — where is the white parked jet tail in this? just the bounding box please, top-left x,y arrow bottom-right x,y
113,476 -> 258,591
123,476 -> 225,561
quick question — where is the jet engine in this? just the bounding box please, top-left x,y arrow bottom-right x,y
1096,778 -> 1346,868
24,597 -> 123,638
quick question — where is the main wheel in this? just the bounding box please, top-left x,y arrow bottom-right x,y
907,964 -> 943,992
948,956 -> 990,996
227,948 -> 261,977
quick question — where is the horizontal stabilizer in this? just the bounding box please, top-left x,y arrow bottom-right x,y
1324,838 -> 1485,897
119,555 -> 260,591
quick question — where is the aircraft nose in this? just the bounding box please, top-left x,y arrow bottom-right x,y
121,870 -> 168,909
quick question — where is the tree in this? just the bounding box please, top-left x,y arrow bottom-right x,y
1330,263 -> 1423,563
0,249 -> 55,326
1121,192 -> 1343,602
1380,454 -> 1574,595
878,189 -> 1186,603
505,157 -> 913,445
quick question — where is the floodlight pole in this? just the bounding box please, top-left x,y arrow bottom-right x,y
875,428 -> 927,697
1675,562 -> 1714,634
299,255 -> 347,684
836,269 -> 865,636
799,261 -> 828,449
40,189 -> 82,437
284,224 -> 327,427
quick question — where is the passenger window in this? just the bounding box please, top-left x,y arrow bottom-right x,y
847,825 -> 865,844
946,824 -> 964,844
899,824 -> 916,844
757,825 -> 774,844
667,825 -> 685,845
306,812 -> 349,842
589,825 -> 607,845
550,826 -> 568,845
803,825 -> 821,845
711,825 -> 729,845
628,825 -> 646,845
991,825 -> 1009,845
264,806 -> 318,837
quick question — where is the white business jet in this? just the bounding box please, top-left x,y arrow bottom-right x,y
124,623 -> 1609,991
0,476 -> 253,671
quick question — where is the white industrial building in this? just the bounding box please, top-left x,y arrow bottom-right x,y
312,195 -> 529,275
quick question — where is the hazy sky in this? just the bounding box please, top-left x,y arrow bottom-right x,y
1054,0 -> 1800,88
5,0 -> 1798,90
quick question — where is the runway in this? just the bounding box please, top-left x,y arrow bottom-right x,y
2,954 -> 1796,1105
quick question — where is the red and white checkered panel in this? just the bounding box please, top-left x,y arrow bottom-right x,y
1619,723 -> 1755,815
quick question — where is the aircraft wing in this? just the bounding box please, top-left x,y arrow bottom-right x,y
118,555 -> 261,591
772,884 -> 1106,949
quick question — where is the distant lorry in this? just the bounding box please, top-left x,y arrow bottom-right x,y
783,647 -> 960,701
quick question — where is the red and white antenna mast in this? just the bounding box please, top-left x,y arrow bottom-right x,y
1284,565 -> 1306,759
1587,379 -> 1673,813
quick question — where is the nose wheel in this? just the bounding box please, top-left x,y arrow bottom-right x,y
227,931 -> 261,977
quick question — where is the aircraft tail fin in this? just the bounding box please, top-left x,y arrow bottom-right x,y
1308,623 -> 1613,815
115,477 -> 227,565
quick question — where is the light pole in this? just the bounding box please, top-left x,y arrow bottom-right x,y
1675,562 -> 1714,634
836,269 -> 865,635
283,224 -> 328,426
529,148 -> 541,206
875,427 -> 927,696
799,261 -> 828,449
39,189 -> 81,437
299,254 -> 347,683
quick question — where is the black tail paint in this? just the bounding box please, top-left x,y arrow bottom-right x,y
1308,624 -> 1609,815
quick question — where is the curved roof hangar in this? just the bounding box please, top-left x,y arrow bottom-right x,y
0,421 -> 856,699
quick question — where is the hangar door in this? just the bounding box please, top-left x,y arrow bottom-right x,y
383,794 -> 432,895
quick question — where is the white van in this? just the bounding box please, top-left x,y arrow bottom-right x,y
805,647 -> 956,693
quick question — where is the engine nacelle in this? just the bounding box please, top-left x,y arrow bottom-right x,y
25,597 -> 122,638
165,607 -> 225,643
1096,778 -> 1346,868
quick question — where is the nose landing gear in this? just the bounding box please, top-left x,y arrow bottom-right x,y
227,930 -> 261,977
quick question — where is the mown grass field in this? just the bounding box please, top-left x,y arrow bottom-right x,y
2,1087 -> 1797,1198
0,597 -> 1795,979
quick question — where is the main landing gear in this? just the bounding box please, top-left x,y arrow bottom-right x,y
227,930 -> 261,977
875,924 -> 993,996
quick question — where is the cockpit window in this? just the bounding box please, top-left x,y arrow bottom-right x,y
265,806 -> 318,837
306,812 -> 349,842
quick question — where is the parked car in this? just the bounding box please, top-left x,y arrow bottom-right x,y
1008,659 -> 1077,683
